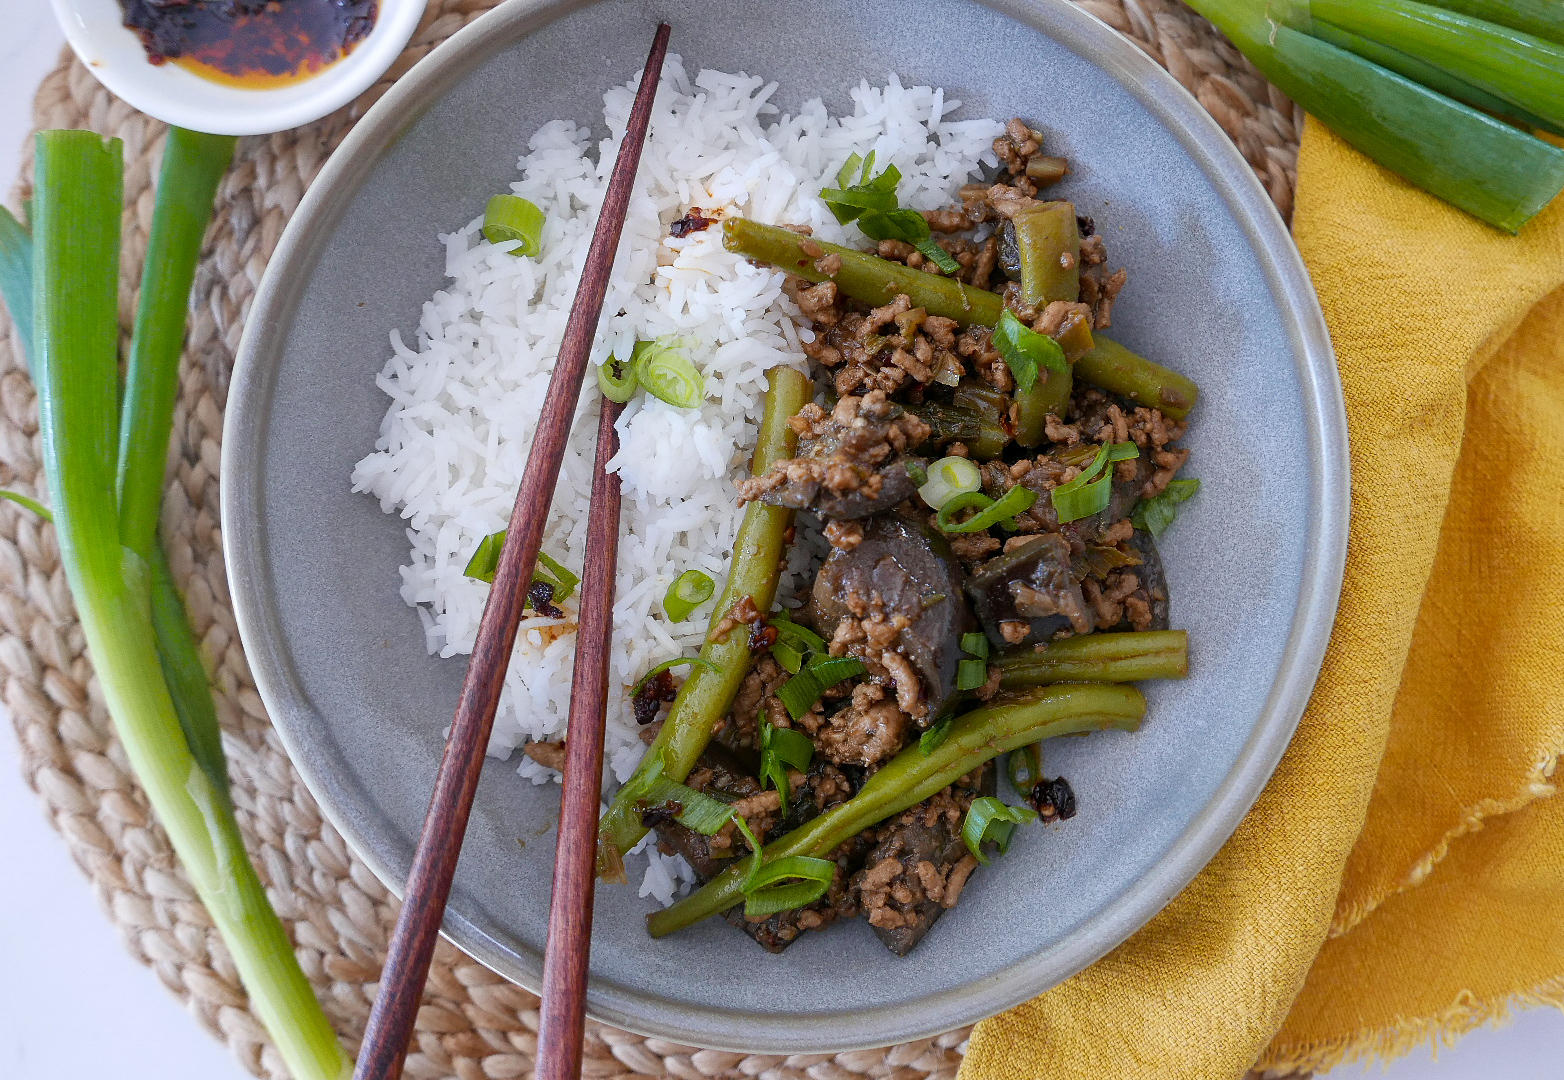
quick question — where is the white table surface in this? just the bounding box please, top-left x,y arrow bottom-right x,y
2,3 -> 1561,1077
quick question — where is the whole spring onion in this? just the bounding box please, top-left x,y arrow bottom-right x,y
741,854 -> 837,917
1132,478 -> 1202,537
962,796 -> 1039,865
482,193 -> 546,256
777,654 -> 868,719
1185,0 -> 1564,232
663,568 -> 716,621
32,130 -> 349,1080
0,204 -> 33,368
918,454 -> 982,509
992,310 -> 1068,396
1423,0 -> 1564,46
0,487 -> 51,519
935,484 -> 1039,534
759,719 -> 814,813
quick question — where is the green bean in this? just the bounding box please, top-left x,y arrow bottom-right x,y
1074,335 -> 1200,420
598,366 -> 812,874
646,683 -> 1145,936
948,383 -> 1011,458
723,218 -> 1004,326
1012,201 -> 1080,308
1013,366 -> 1072,447
996,630 -> 1189,687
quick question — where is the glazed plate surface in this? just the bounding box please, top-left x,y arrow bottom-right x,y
224,0 -> 1347,1051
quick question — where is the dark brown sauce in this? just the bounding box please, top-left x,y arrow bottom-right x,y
119,1 -> 377,89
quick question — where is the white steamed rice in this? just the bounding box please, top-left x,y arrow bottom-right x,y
350,58 -> 1002,902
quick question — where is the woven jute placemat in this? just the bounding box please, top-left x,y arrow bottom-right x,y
1,2 -> 1305,1078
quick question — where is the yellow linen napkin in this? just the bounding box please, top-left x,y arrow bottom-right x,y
961,117 -> 1564,1079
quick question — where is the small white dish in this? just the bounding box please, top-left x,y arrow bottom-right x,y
51,0 -> 426,136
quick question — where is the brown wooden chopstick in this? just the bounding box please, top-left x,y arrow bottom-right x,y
535,397 -> 622,1080
353,23 -> 671,1080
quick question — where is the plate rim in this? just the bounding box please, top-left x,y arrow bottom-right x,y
222,0 -> 1349,1052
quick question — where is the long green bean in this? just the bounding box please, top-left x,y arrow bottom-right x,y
723,219 -> 1004,326
647,683 -> 1145,936
598,365 -> 812,873
1074,336 -> 1199,420
996,630 -> 1189,687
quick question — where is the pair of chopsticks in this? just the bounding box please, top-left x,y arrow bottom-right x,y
353,24 -> 672,1080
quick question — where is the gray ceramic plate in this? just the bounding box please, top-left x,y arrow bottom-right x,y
223,0 -> 1347,1053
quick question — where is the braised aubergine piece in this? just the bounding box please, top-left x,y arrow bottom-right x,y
965,533 -> 1092,646
812,516 -> 977,717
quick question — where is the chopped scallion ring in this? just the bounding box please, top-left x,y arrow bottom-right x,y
961,796 -> 1039,865
482,194 -> 546,257
1049,440 -> 1137,524
918,455 -> 982,510
663,569 -> 716,621
597,354 -> 638,403
635,338 -> 706,409
741,854 -> 837,917
992,309 -> 1069,394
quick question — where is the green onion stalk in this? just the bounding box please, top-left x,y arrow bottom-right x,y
1184,0 -> 1564,232
31,130 -> 350,1080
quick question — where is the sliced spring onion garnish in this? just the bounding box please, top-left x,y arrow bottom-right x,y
1132,477 -> 1201,537
733,814 -> 764,888
962,796 -> 1040,865
482,194 -> 546,256
919,715 -> 954,755
914,237 -> 961,275
960,631 -> 990,660
462,532 -> 579,601
663,569 -> 716,622
776,655 -> 868,719
741,854 -> 837,918
597,354 -> 638,403
631,656 -> 722,699
956,658 -> 989,691
1008,742 -> 1043,791
771,613 -> 827,654
918,455 -> 982,510
771,640 -> 804,675
1049,441 -> 1137,525
906,460 -> 929,488
935,484 -> 1039,534
759,719 -> 814,814
635,338 -> 706,409
992,309 -> 1069,395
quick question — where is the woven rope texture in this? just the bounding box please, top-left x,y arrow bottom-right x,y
1,2 -> 1302,1078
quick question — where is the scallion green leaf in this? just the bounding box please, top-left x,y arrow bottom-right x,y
776,654 -> 867,719
483,193 -> 546,256
962,796 -> 1040,865
1049,441 -> 1136,524
914,238 -> 961,275
992,310 -> 1069,395
760,719 -> 814,814
936,485 -> 1038,533
771,612 -> 827,655
919,715 -> 954,755
0,205 -> 33,372
536,551 -> 579,602
663,568 -> 715,621
1131,477 -> 1202,537
463,531 -> 578,601
960,631 -> 990,660
956,658 -> 989,691
0,488 -> 51,520
631,656 -> 722,699
772,640 -> 804,674
837,151 -> 864,189
741,854 -> 837,917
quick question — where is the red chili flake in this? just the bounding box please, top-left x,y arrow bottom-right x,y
633,669 -> 679,724
749,621 -> 779,652
670,207 -> 718,238
1030,776 -> 1077,822
527,580 -> 565,619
